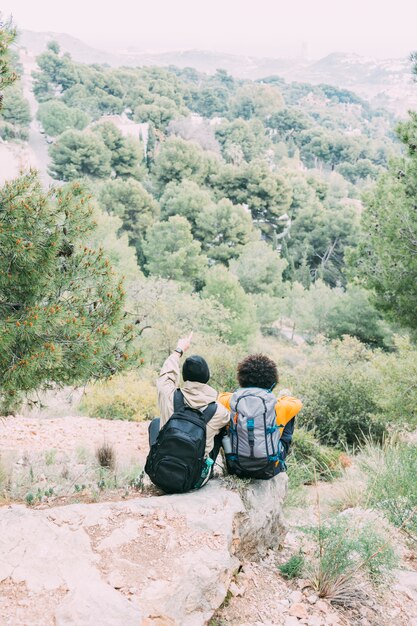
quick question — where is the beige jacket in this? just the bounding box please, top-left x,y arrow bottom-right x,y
156,352 -> 230,457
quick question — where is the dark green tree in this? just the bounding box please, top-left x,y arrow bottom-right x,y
37,100 -> 88,136
49,130 -> 112,180
356,111 -> 417,331
152,137 -> 206,192
98,178 -> 160,266
195,198 -> 254,263
210,160 -> 292,240
0,85 -> 30,126
144,216 -> 208,284
93,121 -> 144,179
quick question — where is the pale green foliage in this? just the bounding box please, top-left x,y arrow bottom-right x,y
87,208 -> 142,283
134,96 -> 180,130
360,440 -> 417,536
0,84 -> 30,127
93,122 -> 145,179
371,337 -> 417,429
282,281 -> 391,348
252,293 -> 282,329
286,428 -> 344,487
202,265 -> 258,345
81,371 -> 158,421
231,83 -> 284,120
210,160 -> 292,239
127,278 -> 231,364
37,100 -> 88,136
296,345 -> 385,448
304,515 -> 397,603
230,240 -> 287,296
144,216 -> 207,284
215,119 -> 270,164
0,173 -> 135,412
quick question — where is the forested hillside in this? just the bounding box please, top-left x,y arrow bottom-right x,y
2,28 -> 416,428
27,41 -> 400,343
1,20 -> 416,626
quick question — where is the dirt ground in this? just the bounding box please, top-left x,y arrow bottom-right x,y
0,413 -> 149,465
1,402 -> 416,626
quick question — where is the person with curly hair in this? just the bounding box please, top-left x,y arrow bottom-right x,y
218,354 -> 302,479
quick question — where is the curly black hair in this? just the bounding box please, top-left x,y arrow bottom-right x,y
237,354 -> 279,389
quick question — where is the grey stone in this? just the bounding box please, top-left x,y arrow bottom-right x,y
0,476 -> 288,626
232,472 -> 288,560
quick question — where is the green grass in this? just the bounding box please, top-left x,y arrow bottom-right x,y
359,440 -> 417,537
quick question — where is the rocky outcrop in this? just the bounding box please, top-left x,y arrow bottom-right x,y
0,474 -> 288,626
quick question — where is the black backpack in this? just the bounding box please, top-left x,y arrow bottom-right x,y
145,389 -> 217,494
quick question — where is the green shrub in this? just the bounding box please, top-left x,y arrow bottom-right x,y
288,428 -> 345,485
0,121 -> 29,141
372,337 -> 417,430
303,515 -> 397,605
297,362 -> 385,448
360,440 -> 417,537
80,371 -> 158,421
278,553 -> 305,579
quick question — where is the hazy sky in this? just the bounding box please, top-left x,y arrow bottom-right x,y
2,0 -> 416,59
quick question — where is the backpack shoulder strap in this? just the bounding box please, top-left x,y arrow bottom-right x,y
202,402 -> 217,424
173,389 -> 185,412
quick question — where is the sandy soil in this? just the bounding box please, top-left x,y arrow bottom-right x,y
0,413 -> 149,466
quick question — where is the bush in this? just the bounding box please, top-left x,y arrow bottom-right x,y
360,440 -> 417,537
287,428 -> 345,487
303,515 -> 397,605
80,371 -> 158,421
372,337 -> 417,430
297,361 -> 386,448
0,121 -> 29,141
278,553 -> 305,579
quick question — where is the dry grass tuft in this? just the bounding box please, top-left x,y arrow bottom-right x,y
96,442 -> 116,470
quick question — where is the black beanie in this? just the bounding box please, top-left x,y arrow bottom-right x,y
182,355 -> 210,384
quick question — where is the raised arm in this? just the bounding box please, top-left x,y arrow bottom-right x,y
156,332 -> 193,424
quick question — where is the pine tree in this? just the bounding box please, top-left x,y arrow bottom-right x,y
0,19 -> 18,108
0,172 -> 136,413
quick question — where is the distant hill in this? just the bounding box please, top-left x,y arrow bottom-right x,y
18,30 -> 417,116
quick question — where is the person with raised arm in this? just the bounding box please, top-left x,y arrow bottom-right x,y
145,332 -> 230,494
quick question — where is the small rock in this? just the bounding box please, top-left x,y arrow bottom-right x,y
316,600 -> 329,613
108,573 -> 124,589
307,616 -> 323,626
289,590 -> 304,603
297,578 -> 311,590
289,603 -> 309,619
128,587 -> 137,594
284,618 -> 300,626
278,598 -> 290,610
229,581 -> 245,597
306,594 -> 318,604
325,616 -> 341,625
